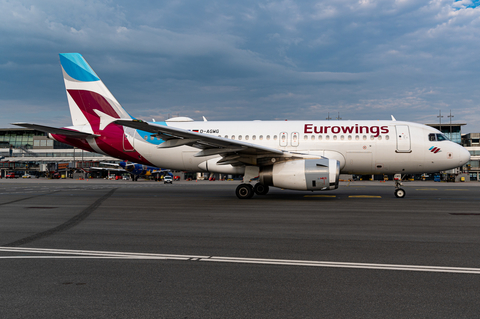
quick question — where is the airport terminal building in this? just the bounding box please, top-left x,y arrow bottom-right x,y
0,128 -> 118,178
1,125 -> 479,180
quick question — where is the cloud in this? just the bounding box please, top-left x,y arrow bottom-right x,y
0,0 -> 480,133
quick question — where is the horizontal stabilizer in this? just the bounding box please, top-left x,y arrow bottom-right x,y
12,123 -> 98,138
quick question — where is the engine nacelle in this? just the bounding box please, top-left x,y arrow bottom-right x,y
259,158 -> 340,191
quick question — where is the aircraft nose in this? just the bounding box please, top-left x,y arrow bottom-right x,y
459,146 -> 471,165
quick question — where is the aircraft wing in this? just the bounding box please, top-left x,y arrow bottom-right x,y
12,123 -> 97,138
115,119 -> 284,160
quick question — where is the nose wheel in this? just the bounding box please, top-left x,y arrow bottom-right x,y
394,175 -> 406,198
394,188 -> 406,198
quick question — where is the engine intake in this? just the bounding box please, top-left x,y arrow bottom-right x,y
259,158 -> 340,191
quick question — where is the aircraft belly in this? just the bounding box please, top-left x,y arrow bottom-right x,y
343,151 -> 373,174
182,151 -> 203,171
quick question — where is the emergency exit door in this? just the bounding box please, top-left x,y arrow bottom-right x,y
291,132 -> 299,147
279,132 -> 287,147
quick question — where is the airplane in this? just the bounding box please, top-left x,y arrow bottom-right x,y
90,161 -> 170,181
13,53 -> 471,199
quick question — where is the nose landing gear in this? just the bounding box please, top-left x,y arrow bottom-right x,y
394,174 -> 406,198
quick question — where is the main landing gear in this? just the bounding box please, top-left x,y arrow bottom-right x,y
235,183 -> 270,199
394,174 -> 406,198
253,183 -> 269,196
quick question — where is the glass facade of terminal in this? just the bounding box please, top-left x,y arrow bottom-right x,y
0,129 -> 44,148
0,129 -> 73,149
444,131 -> 462,144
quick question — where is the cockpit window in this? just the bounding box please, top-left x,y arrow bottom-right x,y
436,134 -> 448,141
429,133 -> 448,141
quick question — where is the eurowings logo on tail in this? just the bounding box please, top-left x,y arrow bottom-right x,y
429,146 -> 441,153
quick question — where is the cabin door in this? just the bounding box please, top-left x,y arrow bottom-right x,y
395,125 -> 411,153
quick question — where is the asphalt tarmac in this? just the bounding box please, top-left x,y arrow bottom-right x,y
1,178 -> 480,318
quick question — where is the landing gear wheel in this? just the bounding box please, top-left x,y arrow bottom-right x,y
236,184 -> 254,199
395,188 -> 406,198
253,183 -> 269,195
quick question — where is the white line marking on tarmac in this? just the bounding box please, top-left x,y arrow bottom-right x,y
1,246 -> 480,275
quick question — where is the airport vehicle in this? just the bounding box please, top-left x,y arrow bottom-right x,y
13,53 -> 471,198
5,172 -> 17,179
22,174 -> 32,178
164,176 -> 173,184
91,160 -> 167,181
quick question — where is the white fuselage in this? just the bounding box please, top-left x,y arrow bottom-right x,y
130,120 -> 470,175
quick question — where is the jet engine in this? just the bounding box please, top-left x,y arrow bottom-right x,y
259,158 -> 340,191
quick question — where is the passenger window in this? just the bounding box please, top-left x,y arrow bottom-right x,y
238,135 -> 242,140
348,135 -> 352,140
304,135 -> 308,140
259,135 -> 263,140
340,135 -> 344,140
378,136 -> 382,140
355,135 -> 359,140
311,135 -> 315,141
273,135 -> 277,140
231,135 -> 235,140
326,135 -> 330,140
318,135 -> 322,140
385,135 -> 389,140
429,133 -> 436,141
252,135 -> 256,140
363,135 -> 367,140
370,135 -> 374,140
333,135 -> 337,140
245,135 -> 249,140
266,135 -> 270,140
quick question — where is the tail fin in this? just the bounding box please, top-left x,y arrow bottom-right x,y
59,53 -> 131,132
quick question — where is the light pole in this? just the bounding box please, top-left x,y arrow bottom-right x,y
437,110 -> 443,133
447,110 -> 454,141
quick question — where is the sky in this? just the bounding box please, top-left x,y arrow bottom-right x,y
1,0 -> 480,133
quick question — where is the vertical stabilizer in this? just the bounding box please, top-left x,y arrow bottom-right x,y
59,53 -> 131,132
